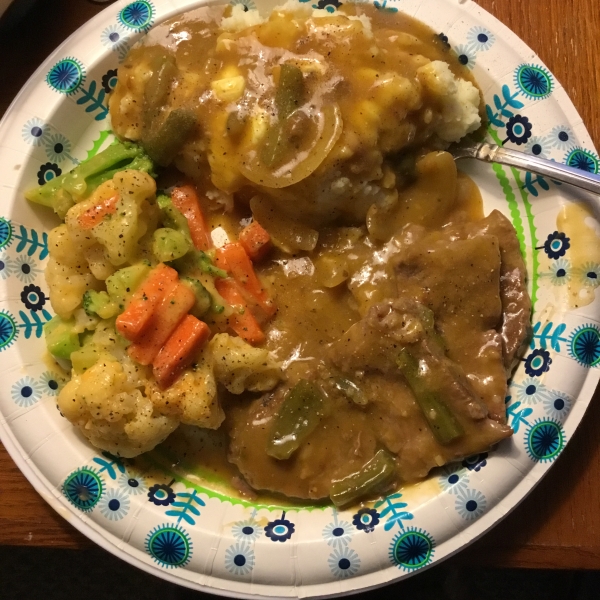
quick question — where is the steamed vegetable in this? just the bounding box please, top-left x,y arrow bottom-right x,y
44,316 -> 81,360
330,449 -> 396,508
170,184 -> 212,251
215,277 -> 265,344
157,193 -> 192,239
266,379 -> 325,460
215,243 -> 276,317
82,290 -> 118,319
78,194 -> 120,229
397,349 -> 464,445
115,263 -> 179,342
152,314 -> 211,388
25,141 -> 155,218
127,280 -> 196,365
239,220 -> 272,262
181,277 -> 212,317
152,227 -> 191,262
70,340 -> 102,374
143,108 -> 197,167
197,251 -> 227,278
106,262 -> 152,311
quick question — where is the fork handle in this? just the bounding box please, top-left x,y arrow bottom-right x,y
469,142 -> 600,196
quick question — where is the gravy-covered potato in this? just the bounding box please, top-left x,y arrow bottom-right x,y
110,3 -> 482,224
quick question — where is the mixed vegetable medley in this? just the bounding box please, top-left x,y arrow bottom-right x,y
27,3 -> 531,507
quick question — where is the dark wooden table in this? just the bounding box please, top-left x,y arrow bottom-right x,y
1,0 -> 599,571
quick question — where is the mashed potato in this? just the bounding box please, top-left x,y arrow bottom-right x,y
110,3 -> 482,226
417,60 -> 481,143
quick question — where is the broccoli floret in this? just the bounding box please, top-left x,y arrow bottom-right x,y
181,277 -> 212,317
25,141 -> 155,219
82,290 -> 118,319
198,250 -> 228,278
174,249 -> 227,278
157,193 -> 192,237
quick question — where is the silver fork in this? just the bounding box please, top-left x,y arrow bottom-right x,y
452,142 -> 600,195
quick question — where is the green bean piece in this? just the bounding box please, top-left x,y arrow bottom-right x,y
143,108 -> 197,167
144,56 -> 177,117
260,108 -> 312,169
397,349 -> 464,445
276,64 -> 305,120
417,305 -> 446,352
331,376 -> 368,406
260,122 -> 286,169
267,379 -> 325,460
330,449 -> 396,508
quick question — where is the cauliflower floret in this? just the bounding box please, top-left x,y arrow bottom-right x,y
58,357 -> 178,457
417,60 -> 481,143
65,171 -> 156,269
92,170 -> 156,266
147,356 -> 224,429
45,224 -> 100,319
210,333 -> 281,394
59,323 -> 225,456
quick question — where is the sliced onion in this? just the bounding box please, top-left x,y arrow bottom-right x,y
238,103 -> 343,189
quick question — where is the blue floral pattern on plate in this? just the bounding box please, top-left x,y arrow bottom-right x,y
389,528 -> 435,571
225,542 -> 255,576
146,525 -> 192,568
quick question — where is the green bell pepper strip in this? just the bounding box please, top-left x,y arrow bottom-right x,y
397,349 -> 464,445
331,376 -> 368,406
329,449 -> 396,508
143,108 -> 197,167
276,64 -> 305,120
267,379 -> 325,460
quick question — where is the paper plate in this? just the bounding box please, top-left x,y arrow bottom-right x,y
1,0 -> 599,597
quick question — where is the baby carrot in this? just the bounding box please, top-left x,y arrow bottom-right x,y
215,243 -> 276,317
239,220 -> 272,262
152,315 -> 211,388
215,278 -> 265,345
127,281 -> 196,365
78,194 -> 119,229
171,184 -> 212,251
116,263 -> 179,342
